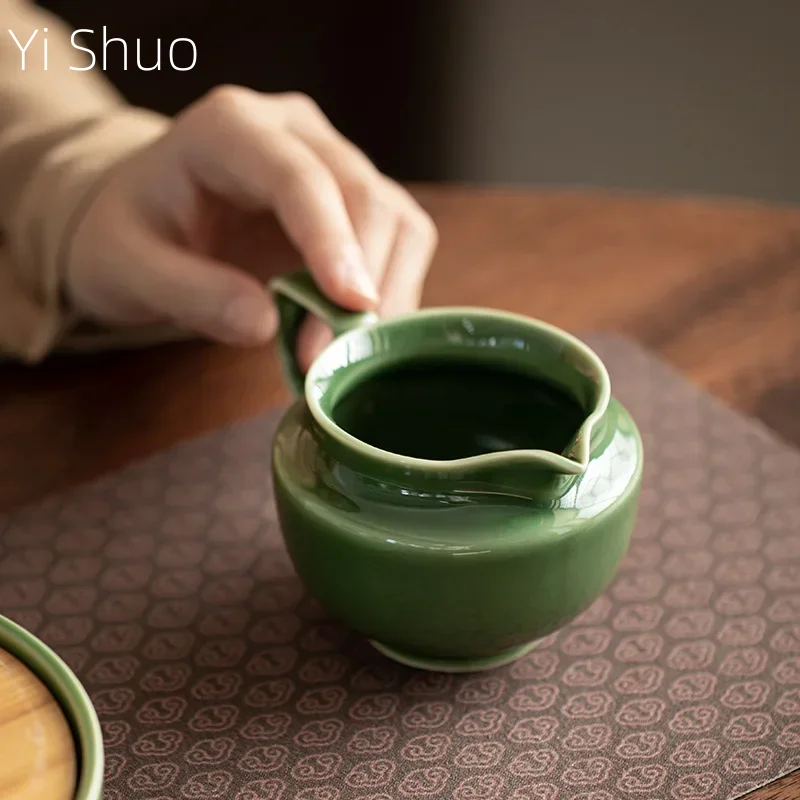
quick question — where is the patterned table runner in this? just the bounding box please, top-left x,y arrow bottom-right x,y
1,335 -> 798,800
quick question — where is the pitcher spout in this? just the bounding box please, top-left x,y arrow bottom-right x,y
455,409 -> 607,503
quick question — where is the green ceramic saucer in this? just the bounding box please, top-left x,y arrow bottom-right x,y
0,614 -> 104,800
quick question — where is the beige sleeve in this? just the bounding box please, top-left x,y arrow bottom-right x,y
0,1 -> 173,362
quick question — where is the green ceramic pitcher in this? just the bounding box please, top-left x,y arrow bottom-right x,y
269,270 -> 643,672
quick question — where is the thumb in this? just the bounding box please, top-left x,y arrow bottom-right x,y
127,236 -> 278,345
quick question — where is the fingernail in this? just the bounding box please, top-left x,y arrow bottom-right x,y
341,246 -> 379,305
222,296 -> 276,342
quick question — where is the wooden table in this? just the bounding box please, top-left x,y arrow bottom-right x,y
1,186 -> 798,799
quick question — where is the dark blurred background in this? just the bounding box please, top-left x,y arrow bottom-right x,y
44,0 -> 800,202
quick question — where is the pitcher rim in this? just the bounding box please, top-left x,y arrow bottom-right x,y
304,306 -> 611,475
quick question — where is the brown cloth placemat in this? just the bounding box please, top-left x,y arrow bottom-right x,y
1,335 -> 799,800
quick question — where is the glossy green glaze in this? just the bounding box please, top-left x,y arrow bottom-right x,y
0,614 -> 104,800
269,270 -> 643,670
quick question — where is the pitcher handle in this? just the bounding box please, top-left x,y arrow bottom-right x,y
268,269 -> 379,396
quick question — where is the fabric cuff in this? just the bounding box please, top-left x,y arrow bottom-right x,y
6,108 -> 171,362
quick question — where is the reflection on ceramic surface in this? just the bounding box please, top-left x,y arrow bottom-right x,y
560,412 -> 640,520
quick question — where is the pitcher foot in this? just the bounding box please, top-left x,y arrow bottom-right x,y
369,639 -> 538,673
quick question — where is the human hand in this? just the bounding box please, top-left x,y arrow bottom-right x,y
66,87 -> 438,370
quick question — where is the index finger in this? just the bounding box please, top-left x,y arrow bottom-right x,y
177,88 -> 379,310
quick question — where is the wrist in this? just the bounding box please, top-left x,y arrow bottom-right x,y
8,108 -> 171,360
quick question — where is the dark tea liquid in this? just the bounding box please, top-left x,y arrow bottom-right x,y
332,360 -> 586,460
